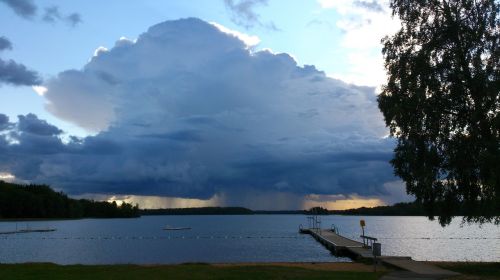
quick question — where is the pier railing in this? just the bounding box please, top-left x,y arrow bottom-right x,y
330,224 -> 339,234
360,235 -> 377,248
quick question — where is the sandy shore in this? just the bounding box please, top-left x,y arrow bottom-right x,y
213,261 -> 385,272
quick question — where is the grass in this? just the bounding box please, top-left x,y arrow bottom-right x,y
435,262 -> 500,279
0,263 -> 384,280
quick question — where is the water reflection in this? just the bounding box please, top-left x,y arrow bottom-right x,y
0,215 -> 498,264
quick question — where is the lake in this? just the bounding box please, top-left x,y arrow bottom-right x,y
0,215 -> 498,264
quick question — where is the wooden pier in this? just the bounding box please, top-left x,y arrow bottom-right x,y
300,228 -> 386,259
300,227 -> 460,278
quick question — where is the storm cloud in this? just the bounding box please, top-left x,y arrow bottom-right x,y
0,113 -> 9,130
42,6 -> 82,27
0,37 -> 13,51
0,37 -> 41,86
224,0 -> 277,30
354,0 -> 384,13
0,58 -> 41,86
0,0 -> 81,26
0,0 -> 37,19
0,18 -> 399,205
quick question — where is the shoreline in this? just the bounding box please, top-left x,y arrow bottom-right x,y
1,260 -> 497,266
0,261 -> 498,279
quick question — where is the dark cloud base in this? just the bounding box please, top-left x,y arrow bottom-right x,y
0,112 -> 395,199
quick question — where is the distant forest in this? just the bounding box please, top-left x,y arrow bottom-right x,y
140,207 -> 300,215
141,203 -> 430,216
2,180 -> 450,218
308,204 -> 427,216
142,207 -> 254,215
0,181 -> 139,219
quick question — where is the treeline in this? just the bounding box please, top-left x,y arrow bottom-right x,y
306,202 -> 432,216
141,203 -> 429,216
142,207 -> 253,215
254,210 -> 304,214
331,202 -> 426,216
141,203 -> 436,216
0,181 -> 139,219
0,179 -> 459,218
321,202 -> 481,217
143,207 -> 316,215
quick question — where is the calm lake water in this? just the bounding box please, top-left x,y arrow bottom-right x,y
0,215 -> 498,264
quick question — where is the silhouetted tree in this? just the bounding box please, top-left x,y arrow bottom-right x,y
0,181 -> 140,219
379,0 -> 500,225
307,207 -> 329,215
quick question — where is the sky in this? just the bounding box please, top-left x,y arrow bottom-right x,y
0,0 -> 413,210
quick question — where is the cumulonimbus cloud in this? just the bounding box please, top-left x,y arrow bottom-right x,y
0,18 -> 398,206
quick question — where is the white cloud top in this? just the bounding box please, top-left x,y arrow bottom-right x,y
318,0 -> 400,87
210,22 -> 261,47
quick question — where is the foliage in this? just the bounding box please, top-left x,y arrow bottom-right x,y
332,202 -> 426,216
142,207 -> 253,215
306,202 -> 459,216
0,181 -> 139,219
306,207 -> 330,215
378,0 -> 500,225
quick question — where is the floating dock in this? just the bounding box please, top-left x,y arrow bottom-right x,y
300,227 -> 460,278
0,228 -> 56,235
163,226 -> 191,231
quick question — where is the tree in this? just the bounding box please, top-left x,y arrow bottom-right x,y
378,0 -> 500,225
0,181 -> 140,218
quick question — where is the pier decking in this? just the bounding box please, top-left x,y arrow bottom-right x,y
300,228 -> 385,259
300,227 -> 460,278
